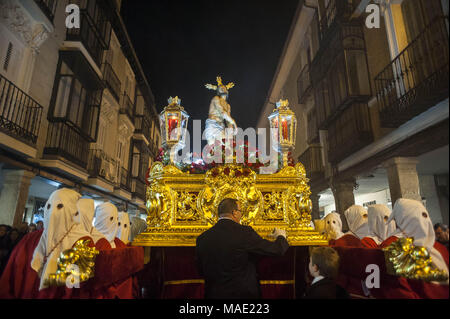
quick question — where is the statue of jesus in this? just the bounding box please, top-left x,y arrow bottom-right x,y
204,76 -> 237,145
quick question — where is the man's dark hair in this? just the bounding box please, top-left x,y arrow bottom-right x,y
218,198 -> 238,217
434,223 -> 448,231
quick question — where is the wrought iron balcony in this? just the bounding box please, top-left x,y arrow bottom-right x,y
88,149 -> 119,184
34,0 -> 57,22
298,144 -> 325,182
297,64 -> 312,104
102,62 -> 121,102
120,167 -> 131,192
120,93 -> 134,121
375,16 -> 449,128
327,103 -> 373,164
66,0 -> 111,67
44,121 -> 90,169
0,74 -> 43,146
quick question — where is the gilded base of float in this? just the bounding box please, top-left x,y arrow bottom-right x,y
132,162 -> 328,247
132,228 -> 328,247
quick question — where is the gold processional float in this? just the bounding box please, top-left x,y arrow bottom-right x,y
44,76 -> 446,286
133,76 -> 328,247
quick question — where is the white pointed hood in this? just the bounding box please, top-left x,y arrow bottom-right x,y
31,189 -> 92,290
130,217 -> 147,242
324,212 -> 344,240
387,198 -> 448,277
77,198 -> 107,244
116,212 -> 131,245
344,205 -> 369,239
94,202 -> 119,248
367,204 -> 396,245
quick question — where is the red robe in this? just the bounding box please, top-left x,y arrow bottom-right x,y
361,237 -> 379,248
332,234 -> 365,248
333,241 -> 450,299
0,230 -> 143,299
380,236 -> 399,248
333,246 -> 421,299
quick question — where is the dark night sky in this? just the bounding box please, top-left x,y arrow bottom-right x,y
121,0 -> 299,131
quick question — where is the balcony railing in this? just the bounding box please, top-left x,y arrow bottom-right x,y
327,103 -> 373,164
66,1 -> 111,67
103,62 -> 121,102
297,64 -> 312,104
375,16 -> 449,128
298,144 -> 325,182
120,93 -> 134,121
134,115 -> 151,139
0,74 -> 43,146
44,121 -> 90,168
120,167 -> 131,192
34,0 -> 57,22
88,149 -> 119,184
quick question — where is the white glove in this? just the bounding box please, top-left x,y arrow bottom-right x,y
269,228 -> 287,239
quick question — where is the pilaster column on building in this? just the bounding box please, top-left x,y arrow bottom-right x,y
0,169 -> 36,227
331,178 -> 357,231
310,193 -> 321,221
384,157 -> 422,206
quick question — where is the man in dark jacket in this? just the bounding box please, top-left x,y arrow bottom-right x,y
196,198 -> 289,299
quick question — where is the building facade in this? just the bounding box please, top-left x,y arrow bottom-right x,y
257,0 -> 449,229
0,0 -> 161,227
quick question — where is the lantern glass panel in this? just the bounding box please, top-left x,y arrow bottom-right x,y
167,112 -> 180,141
268,113 -> 280,150
269,114 -> 279,130
281,115 -> 293,142
179,111 -> 189,145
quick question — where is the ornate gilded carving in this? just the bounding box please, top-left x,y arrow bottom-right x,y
134,162 -> 328,246
45,239 -> 99,287
176,192 -> 201,222
262,193 -> 284,221
383,237 -> 449,282
199,165 -> 262,226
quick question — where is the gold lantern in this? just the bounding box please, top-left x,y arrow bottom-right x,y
268,99 -> 297,167
159,96 -> 189,163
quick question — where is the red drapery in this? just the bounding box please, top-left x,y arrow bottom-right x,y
0,231 -> 144,299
